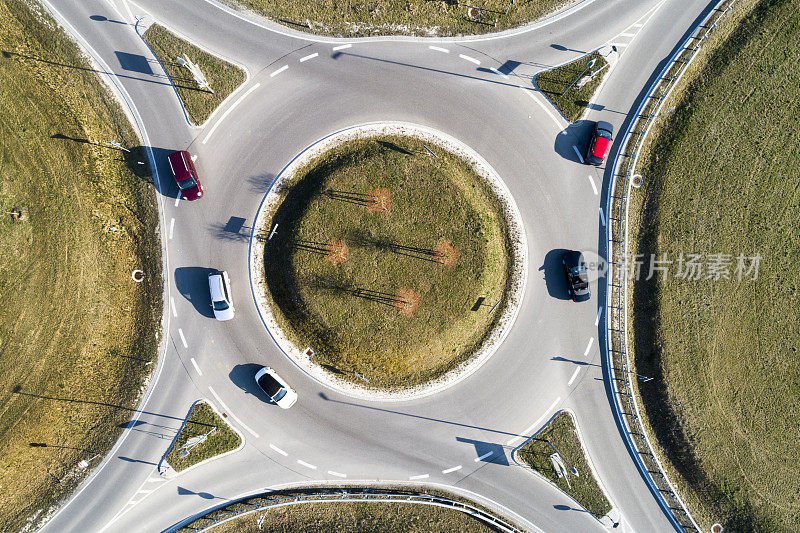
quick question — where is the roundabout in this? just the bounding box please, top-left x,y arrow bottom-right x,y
34,1 -> 723,532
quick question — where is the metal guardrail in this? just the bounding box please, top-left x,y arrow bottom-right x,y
603,1 -> 737,532
178,491 -> 524,532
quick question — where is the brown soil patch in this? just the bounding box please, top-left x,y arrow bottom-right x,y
395,287 -> 421,317
435,239 -> 460,267
367,188 -> 391,213
326,239 -> 348,265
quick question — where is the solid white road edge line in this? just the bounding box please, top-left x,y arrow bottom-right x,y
270,65 -> 288,77
475,451 -> 494,462
428,45 -> 449,53
190,358 -> 202,376
587,174 -> 598,195
269,443 -> 288,456
584,337 -> 595,356
521,88 -> 565,131
332,43 -> 352,51
458,53 -> 481,65
327,470 -> 347,478
506,396 -> 561,446
442,465 -> 463,474
595,306 -> 603,326
202,83 -> 261,145
568,367 -> 581,386
207,386 -> 260,438
409,473 -> 430,480
178,328 -> 188,348
297,459 -> 317,470
299,52 -> 318,62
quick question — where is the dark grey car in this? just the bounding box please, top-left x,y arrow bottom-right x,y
562,250 -> 590,302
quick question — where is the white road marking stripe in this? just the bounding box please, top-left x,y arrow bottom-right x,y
587,174 -> 598,195
632,22 -> 644,27
297,459 -> 317,470
428,45 -> 449,53
208,386 -> 260,438
442,465 -> 463,474
202,83 -> 261,145
584,337 -> 595,356
327,470 -> 347,478
332,43 -> 352,51
506,396 -> 561,446
190,357 -> 202,376
599,206 -> 606,226
178,328 -> 188,348
475,451 -> 494,462
459,54 -> 481,65
269,443 -> 288,456
145,477 -> 166,483
595,306 -> 603,326
522,88 -> 565,131
174,191 -> 181,207
270,65 -> 288,77
568,367 -> 581,386
608,42 -> 628,48
170,297 -> 177,318
573,145 -> 585,164
619,32 -> 636,37
168,217 -> 175,239
135,488 -> 154,495
299,52 -> 318,62
409,473 -> 430,480
489,67 -> 509,79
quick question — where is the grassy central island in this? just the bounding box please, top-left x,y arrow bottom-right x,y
262,136 -> 512,389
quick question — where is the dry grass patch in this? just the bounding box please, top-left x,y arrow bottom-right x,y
165,402 -> 241,472
534,52 -> 609,123
0,1 -> 161,530
262,136 -> 512,389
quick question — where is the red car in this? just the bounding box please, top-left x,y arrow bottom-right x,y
167,150 -> 203,200
586,121 -> 613,166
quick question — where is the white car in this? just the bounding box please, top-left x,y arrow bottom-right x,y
208,270 -> 234,321
254,366 -> 298,409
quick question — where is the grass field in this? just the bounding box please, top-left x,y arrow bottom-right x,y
142,23 -> 246,125
534,52 -> 609,123
516,412 -> 611,519
165,402 -> 241,472
629,0 -> 800,530
235,0 -> 573,37
263,136 -> 512,389
0,1 -> 162,530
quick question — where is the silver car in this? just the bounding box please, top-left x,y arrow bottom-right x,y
208,270 -> 234,321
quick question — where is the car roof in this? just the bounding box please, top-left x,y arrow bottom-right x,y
257,371 -> 283,396
167,151 -> 191,181
592,136 -> 611,158
208,272 -> 226,301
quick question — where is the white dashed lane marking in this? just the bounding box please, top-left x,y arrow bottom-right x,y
409,473 -> 430,480
299,52 -> 318,62
573,145 -> 585,164
297,460 -> 317,470
190,357 -> 202,376
475,451 -> 494,462
178,328 -> 188,348
587,174 -> 598,195
170,297 -> 177,318
269,443 -> 288,456
442,465 -> 462,474
208,386 -> 260,438
168,217 -> 175,239
595,306 -> 603,326
458,53 -> 481,65
489,67 -> 508,79
270,65 -> 288,77
332,43 -> 352,51
428,45 -> 449,53
568,367 -> 581,386
174,191 -> 181,207
599,206 -> 606,226
327,470 -> 347,478
584,337 -> 595,356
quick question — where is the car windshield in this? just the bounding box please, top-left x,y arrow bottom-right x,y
273,389 -> 287,402
257,373 -> 282,396
176,176 -> 197,190
598,128 -> 612,139
212,300 -> 229,311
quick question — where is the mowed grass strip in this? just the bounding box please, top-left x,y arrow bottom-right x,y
0,0 -> 161,531
630,0 -> 800,530
517,412 -> 611,519
142,23 -> 246,125
236,0 -> 573,37
264,136 -> 512,389
165,402 -> 241,472
534,52 -> 608,122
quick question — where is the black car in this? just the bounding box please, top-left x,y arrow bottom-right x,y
562,250 -> 590,302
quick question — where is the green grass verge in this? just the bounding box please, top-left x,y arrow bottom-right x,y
0,1 -> 162,530
165,402 -> 241,472
263,136 -> 512,389
629,0 -> 800,530
142,23 -> 246,125
235,0 -> 573,37
534,52 -> 608,123
516,412 -> 611,519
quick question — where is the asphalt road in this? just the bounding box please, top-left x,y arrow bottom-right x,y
36,1 -> 716,531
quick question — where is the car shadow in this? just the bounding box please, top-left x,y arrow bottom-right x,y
174,267 -> 215,318
554,120 -> 594,164
539,248 -> 571,300
229,363 -> 271,403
